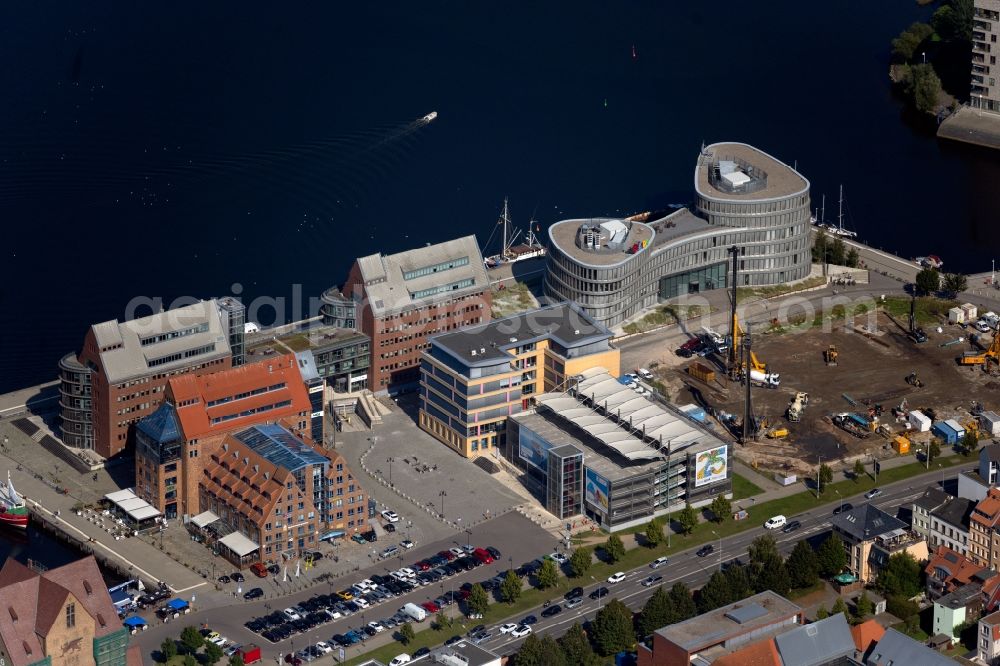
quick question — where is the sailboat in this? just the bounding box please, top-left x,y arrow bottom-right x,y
828,185 -> 858,238
0,472 -> 29,528
483,198 -> 546,268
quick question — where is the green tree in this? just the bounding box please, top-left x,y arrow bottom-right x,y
830,237 -> 847,266
435,611 -> 451,631
812,228 -> 829,263
516,634 -> 566,666
569,547 -> 592,577
697,571 -> 734,613
856,591 -> 874,619
749,534 -> 780,566
818,463 -> 834,491
753,553 -> 791,597
787,540 -> 820,590
887,593 -> 920,621
891,22 -> 934,61
180,626 -> 204,654
644,519 -> 664,547
669,582 -> 697,621
846,248 -> 861,268
723,563 -> 753,600
963,429 -> 980,455
817,533 -> 848,577
677,503 -> 699,535
915,267 -> 941,295
399,622 -> 415,645
816,604 -> 830,620
831,597 -> 849,618
161,639 -> 178,662
932,0 -> 973,43
942,273 -> 968,297
204,643 -> 223,665
637,586 -> 673,637
228,656 -> 244,666
183,656 -> 197,666
709,495 -> 732,524
501,569 -> 522,604
604,534 -> 626,563
558,623 -> 601,666
853,459 -> 866,481
536,559 -> 559,590
468,583 -> 489,615
593,599 -> 634,656
877,551 -> 923,598
929,440 -> 942,462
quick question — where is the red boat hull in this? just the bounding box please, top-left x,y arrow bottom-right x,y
0,510 -> 29,528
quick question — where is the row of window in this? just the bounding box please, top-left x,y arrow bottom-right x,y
139,322 -> 210,347
402,255 -> 470,281
147,342 -> 218,368
410,278 -> 477,301
206,382 -> 286,407
208,399 -> 293,425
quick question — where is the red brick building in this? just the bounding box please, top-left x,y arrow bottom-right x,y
60,298 -> 246,459
134,353 -> 312,520
341,235 -> 491,393
0,556 -> 142,666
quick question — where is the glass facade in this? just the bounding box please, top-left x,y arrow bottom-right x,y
658,261 -> 728,300
547,447 -> 583,519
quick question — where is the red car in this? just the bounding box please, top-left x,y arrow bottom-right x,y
250,563 -> 268,578
421,601 -> 440,613
458,589 -> 471,600
472,548 -> 493,565
415,560 -> 431,571
438,550 -> 456,562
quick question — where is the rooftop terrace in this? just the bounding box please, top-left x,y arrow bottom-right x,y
695,142 -> 807,201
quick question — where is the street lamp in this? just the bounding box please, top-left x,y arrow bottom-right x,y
922,51 -> 926,64
439,491 -> 447,519
386,457 -> 394,487
464,528 -> 472,549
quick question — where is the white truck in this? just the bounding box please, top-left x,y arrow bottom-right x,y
749,369 -> 780,388
401,603 -> 427,623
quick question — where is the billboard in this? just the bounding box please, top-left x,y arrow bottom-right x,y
694,445 -> 728,487
584,468 -> 610,514
518,425 -> 552,472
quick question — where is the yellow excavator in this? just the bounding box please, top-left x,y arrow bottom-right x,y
959,334 -> 1000,366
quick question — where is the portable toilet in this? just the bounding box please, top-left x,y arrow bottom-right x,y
962,303 -> 978,321
892,436 -> 911,454
948,307 -> 966,324
909,410 -> 932,433
980,411 -> 1000,437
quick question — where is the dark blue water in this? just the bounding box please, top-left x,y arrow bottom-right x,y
0,523 -> 122,583
2,1 -> 998,394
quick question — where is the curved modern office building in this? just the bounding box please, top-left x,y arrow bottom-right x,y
544,142 -> 811,328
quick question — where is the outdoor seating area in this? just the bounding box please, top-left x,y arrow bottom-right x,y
103,488 -> 162,533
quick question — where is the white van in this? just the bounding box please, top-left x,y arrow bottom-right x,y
764,515 -> 787,530
401,603 -> 426,622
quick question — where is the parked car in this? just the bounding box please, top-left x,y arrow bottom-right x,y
218,575 -> 231,584
244,588 -> 264,600
231,572 -> 245,583
548,552 -> 568,565
389,655 -> 411,666
521,614 -> 538,625
637,368 -> 653,380
385,523 -> 396,533
381,510 -> 400,523
282,608 -> 301,621
401,540 -> 414,549
541,604 -> 562,618
250,563 -> 268,578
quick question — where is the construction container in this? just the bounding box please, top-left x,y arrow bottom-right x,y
677,404 -> 707,422
948,307 -> 966,324
909,410 -> 932,433
688,362 -> 716,383
962,303 -> 978,321
980,411 -> 1000,437
892,435 -> 911,454
932,419 -> 965,445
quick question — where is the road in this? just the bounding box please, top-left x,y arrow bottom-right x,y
474,469 -> 944,657
133,463 -> 958,663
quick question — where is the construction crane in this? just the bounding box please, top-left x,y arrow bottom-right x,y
909,293 -> 928,343
958,333 -> 1000,366
824,345 -> 839,366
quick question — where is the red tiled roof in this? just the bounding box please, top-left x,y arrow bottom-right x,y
170,353 -> 310,440
713,638 -> 781,666
972,488 -> 1000,528
851,619 -> 886,654
924,545 -> 989,592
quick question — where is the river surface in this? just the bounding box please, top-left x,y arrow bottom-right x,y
1,1 -> 998,394
0,522 -> 123,584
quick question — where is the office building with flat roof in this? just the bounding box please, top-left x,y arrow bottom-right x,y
134,353 -> 312,520
544,143 -> 811,328
973,0 -> 1000,113
419,302 -> 619,459
59,299 -> 244,458
509,366 -> 731,530
246,322 -> 371,394
340,235 -> 492,394
637,591 -> 803,666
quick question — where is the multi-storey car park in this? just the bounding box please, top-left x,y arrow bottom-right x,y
543,142 -> 812,328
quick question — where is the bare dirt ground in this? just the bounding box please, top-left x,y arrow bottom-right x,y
661,313 -> 1000,477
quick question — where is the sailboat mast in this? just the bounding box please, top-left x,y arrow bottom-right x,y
501,198 -> 510,257
820,195 -> 826,225
838,185 -> 844,232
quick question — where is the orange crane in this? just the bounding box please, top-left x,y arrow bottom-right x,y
959,334 -> 1000,366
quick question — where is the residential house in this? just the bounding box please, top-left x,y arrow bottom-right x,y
924,545 -> 996,601
862,627 -> 954,665
911,486 -> 949,542
931,582 -> 983,641
929,496 -> 975,555
830,503 -> 929,584
772,613 -> 857,666
959,442 -> 1000,502
970,488 -> 1000,568
850,620 -> 885,662
978,609 -> 1000,665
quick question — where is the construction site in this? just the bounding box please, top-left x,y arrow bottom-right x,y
654,250 -> 1000,479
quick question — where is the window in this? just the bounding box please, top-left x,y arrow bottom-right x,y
66,603 -> 76,628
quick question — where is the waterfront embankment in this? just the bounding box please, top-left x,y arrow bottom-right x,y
938,106 -> 1000,150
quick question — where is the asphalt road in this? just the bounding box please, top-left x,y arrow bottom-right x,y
480,469 -> 946,656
